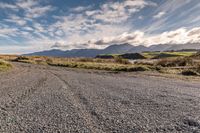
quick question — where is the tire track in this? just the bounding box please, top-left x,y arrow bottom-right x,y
49,71 -> 105,133
0,69 -> 48,133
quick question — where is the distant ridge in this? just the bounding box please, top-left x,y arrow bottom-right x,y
25,43 -> 200,57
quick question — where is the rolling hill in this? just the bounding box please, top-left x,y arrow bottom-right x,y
26,43 -> 200,57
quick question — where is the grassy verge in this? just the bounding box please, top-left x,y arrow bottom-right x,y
1,51 -> 200,77
48,61 -> 150,72
154,57 -> 200,76
11,56 -> 151,72
0,59 -> 12,71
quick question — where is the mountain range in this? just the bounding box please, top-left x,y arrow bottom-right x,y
26,43 -> 200,57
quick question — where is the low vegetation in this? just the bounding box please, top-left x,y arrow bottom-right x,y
190,51 -> 200,59
181,70 -> 199,76
96,53 -> 146,60
1,50 -> 200,77
156,57 -> 195,67
142,51 -> 196,59
46,57 -> 149,72
8,56 -> 149,72
154,56 -> 200,76
0,59 -> 12,71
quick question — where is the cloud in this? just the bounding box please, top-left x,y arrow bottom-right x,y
91,31 -> 144,45
70,5 -> 92,12
1,0 -> 54,19
46,0 -> 156,49
16,0 -> 38,9
1,0 -> 200,54
86,0 -> 157,23
0,27 -> 18,37
144,0 -> 193,33
4,14 -> 27,26
73,27 -> 200,47
153,11 -> 166,19
51,42 -> 66,48
138,16 -> 144,20
24,5 -> 54,19
0,2 -> 18,10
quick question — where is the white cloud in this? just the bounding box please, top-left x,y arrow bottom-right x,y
153,11 -> 166,19
0,2 -> 18,10
24,5 -> 54,19
138,16 -> 144,20
0,27 -> 18,37
70,5 -> 92,12
71,27 -> 200,47
1,0 -> 200,54
1,0 -> 54,19
4,14 -> 27,26
86,0 -> 156,23
144,0 -> 193,32
44,0 -> 156,49
16,0 -> 38,9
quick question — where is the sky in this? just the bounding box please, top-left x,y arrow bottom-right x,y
0,0 -> 200,54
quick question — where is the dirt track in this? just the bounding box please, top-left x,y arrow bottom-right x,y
0,62 -> 200,133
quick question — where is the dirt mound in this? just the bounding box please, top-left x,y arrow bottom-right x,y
95,55 -> 114,59
119,53 -> 146,60
153,53 -> 181,59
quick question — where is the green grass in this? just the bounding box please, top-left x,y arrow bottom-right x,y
142,52 -> 161,58
0,59 -> 12,71
142,51 -> 196,59
48,61 -> 150,72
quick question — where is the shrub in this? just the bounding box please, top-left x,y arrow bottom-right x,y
0,60 -> 12,71
181,70 -> 199,76
77,58 -> 93,62
128,66 -> 150,72
157,57 -> 194,67
196,65 -> 200,73
46,58 -> 53,64
114,56 -> 130,64
14,56 -> 29,61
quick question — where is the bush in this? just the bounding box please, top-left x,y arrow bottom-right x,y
14,56 -> 29,61
114,56 -> 130,64
128,66 -> 150,72
46,58 -> 53,64
181,70 -> 199,76
157,57 -> 194,67
195,64 -> 200,72
0,60 -> 12,71
77,58 -> 93,62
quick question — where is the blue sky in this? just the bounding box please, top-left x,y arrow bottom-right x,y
0,0 -> 200,54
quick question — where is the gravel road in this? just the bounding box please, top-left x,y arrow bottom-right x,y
0,63 -> 200,133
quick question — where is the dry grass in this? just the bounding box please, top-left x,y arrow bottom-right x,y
153,57 -> 200,76
47,58 -> 147,72
0,59 -> 12,71
1,53 -> 200,76
156,57 -> 195,67
8,55 -> 149,72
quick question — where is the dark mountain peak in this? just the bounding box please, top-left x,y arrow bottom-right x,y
25,43 -> 200,58
103,43 -> 135,54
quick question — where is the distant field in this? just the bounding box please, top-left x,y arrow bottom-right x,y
96,51 -> 197,60
142,51 -> 197,59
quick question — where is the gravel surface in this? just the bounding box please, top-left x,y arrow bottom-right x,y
0,62 -> 200,133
